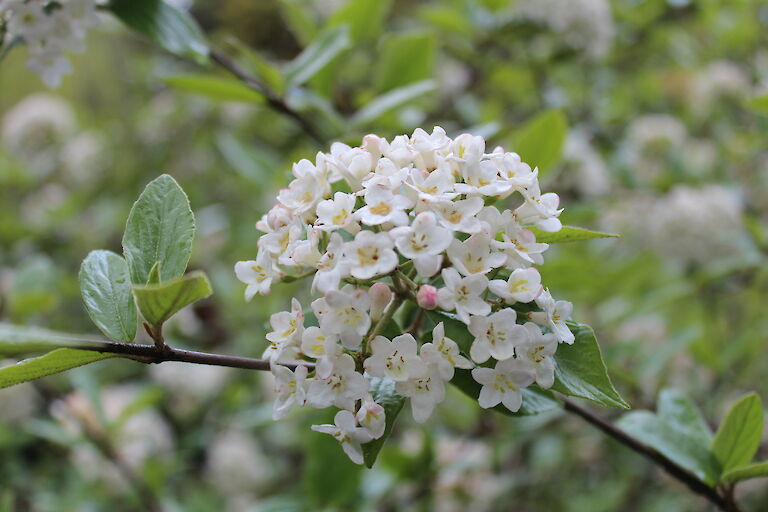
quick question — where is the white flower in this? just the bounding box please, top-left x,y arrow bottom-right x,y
405,166 -> 457,205
410,126 -> 451,170
328,144 -> 375,191
493,222 -> 549,269
364,334 -> 427,382
356,187 -> 412,227
488,268 -> 542,303
454,161 -> 510,197
284,226 -> 322,267
396,344 -> 448,423
390,212 -> 453,277
488,152 -> 537,189
468,309 -> 529,363
234,251 -> 281,300
516,323 -> 557,389
263,298 -> 304,362
271,364 -> 308,420
312,285 -> 370,349
343,230 -> 398,280
436,268 -> 490,325
534,290 -> 575,344
356,395 -> 386,439
7,3 -> 54,39
312,233 -> 349,294
514,181 -> 563,232
258,220 -> 303,259
431,197 -> 484,234
311,410 -> 373,465
307,353 -> 369,411
257,204 -> 293,233
277,170 -> 329,218
446,232 -> 506,276
471,358 -> 535,412
315,191 -> 359,234
431,322 -> 473,373
300,326 -> 340,379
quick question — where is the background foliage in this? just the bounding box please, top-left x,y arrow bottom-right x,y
1,0 -> 768,510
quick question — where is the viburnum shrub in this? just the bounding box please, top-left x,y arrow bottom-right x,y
233,127 -> 613,464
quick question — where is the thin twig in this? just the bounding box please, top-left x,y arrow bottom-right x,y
560,396 -> 739,512
208,47 -> 326,145
63,339 -> 314,372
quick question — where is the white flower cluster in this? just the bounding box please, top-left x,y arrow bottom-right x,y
236,127 -> 575,464
1,0 -> 99,87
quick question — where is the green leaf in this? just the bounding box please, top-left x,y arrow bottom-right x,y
721,462 -> 768,485
362,377 -> 406,468
108,0 -> 208,62
550,322 -> 629,409
657,389 -> 713,446
511,110 -> 568,177
0,349 -> 115,389
747,94 -> 768,115
528,226 -> 619,243
0,324 -> 102,356
375,31 -> 436,92
352,80 -> 436,127
452,369 -> 561,416
122,174 -> 195,285
163,75 -> 263,104
79,250 -> 137,343
617,411 -> 721,485
133,271 -> 212,328
711,393 -> 763,473
328,0 -> 393,43
284,25 -> 351,87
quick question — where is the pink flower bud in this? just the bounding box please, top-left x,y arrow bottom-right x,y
369,282 -> 393,321
417,285 -> 438,310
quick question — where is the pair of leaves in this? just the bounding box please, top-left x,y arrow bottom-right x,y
80,175 -> 204,341
617,390 -> 766,487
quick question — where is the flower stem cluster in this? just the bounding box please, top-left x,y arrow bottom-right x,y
236,127 -> 575,464
1,0 -> 99,87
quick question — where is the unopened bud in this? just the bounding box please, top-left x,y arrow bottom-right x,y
417,285 -> 438,310
369,282 -> 393,321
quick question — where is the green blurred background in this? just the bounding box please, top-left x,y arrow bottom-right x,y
1,0 -> 768,510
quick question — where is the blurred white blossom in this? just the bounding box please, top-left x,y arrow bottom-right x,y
515,0 -> 614,58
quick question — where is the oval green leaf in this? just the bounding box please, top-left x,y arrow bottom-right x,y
79,250 -> 137,343
122,174 -> 196,285
550,322 -> 629,409
617,411 -> 721,486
